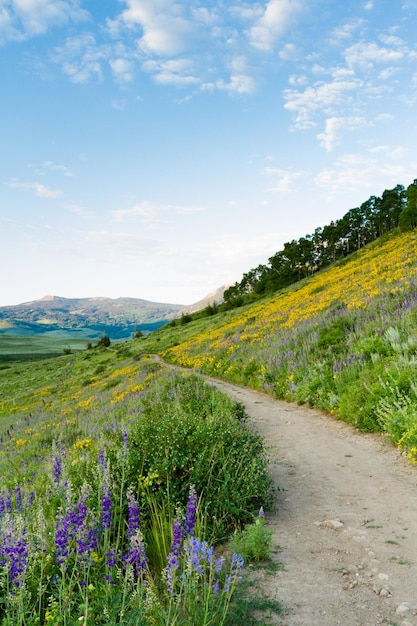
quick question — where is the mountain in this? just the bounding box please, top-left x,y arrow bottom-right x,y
180,285 -> 230,314
0,295 -> 182,340
0,290 -> 228,340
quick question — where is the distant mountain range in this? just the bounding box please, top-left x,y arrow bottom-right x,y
0,288 -> 227,340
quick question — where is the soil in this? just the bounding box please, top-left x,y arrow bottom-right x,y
205,377 -> 417,626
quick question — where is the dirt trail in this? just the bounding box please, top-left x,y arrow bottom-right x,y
204,377 -> 417,626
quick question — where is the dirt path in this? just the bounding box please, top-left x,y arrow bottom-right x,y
204,377 -> 417,626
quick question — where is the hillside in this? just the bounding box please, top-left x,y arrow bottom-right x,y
0,295 -> 184,340
142,227 -> 417,456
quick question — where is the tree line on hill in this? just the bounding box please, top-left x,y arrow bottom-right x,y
222,178 -> 417,308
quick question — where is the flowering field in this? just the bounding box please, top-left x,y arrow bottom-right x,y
0,349 -> 271,624
157,229 -> 417,460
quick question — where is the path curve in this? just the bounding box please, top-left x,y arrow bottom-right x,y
206,376 -> 417,626
151,356 -> 417,624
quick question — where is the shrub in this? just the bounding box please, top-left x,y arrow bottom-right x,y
126,373 -> 272,540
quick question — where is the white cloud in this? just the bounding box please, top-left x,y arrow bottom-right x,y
262,167 -> 304,192
314,152 -> 417,196
110,57 -> 134,84
53,33 -> 108,83
248,0 -> 301,52
216,73 -> 255,95
0,0 -> 89,43
142,58 -> 199,86
8,180 -> 62,198
43,161 -> 73,176
344,41 -> 405,69
114,0 -> 196,56
111,200 -> 205,228
284,78 -> 362,129
317,116 -> 366,152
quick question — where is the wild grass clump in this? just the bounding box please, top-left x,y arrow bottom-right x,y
230,508 -> 274,562
0,358 -> 271,624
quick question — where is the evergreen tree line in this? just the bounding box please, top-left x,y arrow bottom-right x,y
223,178 -> 417,308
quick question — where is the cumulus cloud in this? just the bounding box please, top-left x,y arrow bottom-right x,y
317,116 -> 366,152
112,0 -> 197,56
248,0 -> 302,52
344,41 -> 405,69
0,0 -> 89,43
284,77 -> 362,129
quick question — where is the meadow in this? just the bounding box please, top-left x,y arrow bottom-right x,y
0,344 -> 273,624
2,226 -> 417,623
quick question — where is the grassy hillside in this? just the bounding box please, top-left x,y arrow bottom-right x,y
141,228 -> 417,460
1,226 -> 417,623
0,335 -> 90,362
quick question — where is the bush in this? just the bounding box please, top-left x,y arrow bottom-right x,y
126,373 -> 272,541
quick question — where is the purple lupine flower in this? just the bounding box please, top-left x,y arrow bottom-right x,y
1,525 -> 29,587
77,525 -> 98,561
5,492 -> 12,515
55,509 -> 72,564
100,484 -> 112,532
105,549 -> 118,585
55,495 -> 90,565
258,506 -> 265,518
184,536 -> 205,576
223,553 -> 244,594
123,529 -> 147,577
14,487 -> 22,512
126,488 -> 140,537
98,449 -> 107,470
52,453 -> 62,488
184,485 -> 197,537
166,514 -> 183,593
99,453 -> 112,532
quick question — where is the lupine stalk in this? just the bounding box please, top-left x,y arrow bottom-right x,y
184,485 -> 197,537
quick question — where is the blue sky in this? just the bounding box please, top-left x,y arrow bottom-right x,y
2,0 -> 417,306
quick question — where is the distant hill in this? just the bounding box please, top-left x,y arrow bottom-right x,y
0,295 -> 183,340
0,291 -> 228,340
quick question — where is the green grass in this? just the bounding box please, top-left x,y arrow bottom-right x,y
0,335 -> 91,361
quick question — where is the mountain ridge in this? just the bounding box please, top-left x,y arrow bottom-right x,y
0,288 -> 228,340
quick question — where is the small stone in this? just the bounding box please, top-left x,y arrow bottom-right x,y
396,603 -> 410,615
321,519 -> 344,530
379,588 -> 390,597
378,572 -> 389,581
368,550 -> 376,558
372,585 -> 382,595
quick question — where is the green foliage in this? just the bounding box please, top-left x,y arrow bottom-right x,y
97,334 -> 111,348
230,513 -> 273,562
126,374 -> 271,540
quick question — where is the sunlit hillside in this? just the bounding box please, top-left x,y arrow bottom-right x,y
147,228 -> 417,459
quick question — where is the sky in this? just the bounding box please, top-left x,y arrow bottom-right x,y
2,1 -> 417,306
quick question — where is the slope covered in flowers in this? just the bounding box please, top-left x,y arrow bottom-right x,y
0,348 -> 271,624
160,229 -> 417,458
